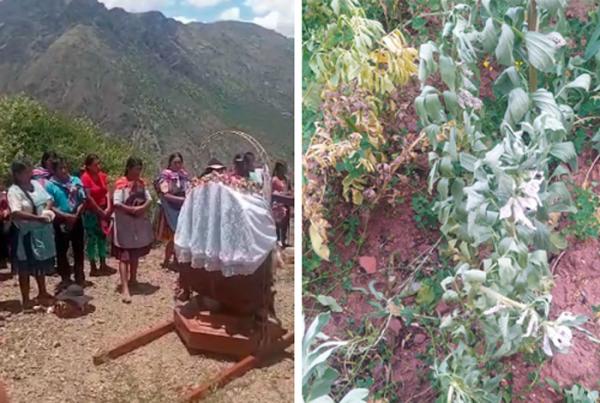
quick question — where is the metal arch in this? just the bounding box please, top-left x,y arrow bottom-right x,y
197,130 -> 272,167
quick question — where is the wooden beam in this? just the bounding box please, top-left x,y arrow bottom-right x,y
93,319 -> 175,365
182,331 -> 295,402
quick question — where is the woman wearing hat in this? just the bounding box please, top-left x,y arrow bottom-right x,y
7,159 -> 56,309
54,283 -> 92,318
154,153 -> 191,269
200,158 -> 226,178
230,154 -> 250,180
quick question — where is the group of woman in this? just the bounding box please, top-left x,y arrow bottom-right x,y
0,152 -> 153,307
0,150 -> 291,309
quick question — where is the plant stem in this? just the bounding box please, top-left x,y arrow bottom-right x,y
528,0 -> 538,91
480,285 -> 527,310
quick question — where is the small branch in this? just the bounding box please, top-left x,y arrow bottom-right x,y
406,386 -> 433,403
574,116 -> 600,127
528,0 -> 538,91
582,152 -> 600,189
551,250 -> 566,274
354,132 -> 428,257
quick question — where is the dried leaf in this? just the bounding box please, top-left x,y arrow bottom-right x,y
387,300 -> 402,316
309,222 -> 330,261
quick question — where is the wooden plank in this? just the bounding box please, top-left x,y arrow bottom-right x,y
0,380 -> 8,403
93,319 -> 175,365
182,331 -> 294,402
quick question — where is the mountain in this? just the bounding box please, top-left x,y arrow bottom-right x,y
0,0 -> 293,171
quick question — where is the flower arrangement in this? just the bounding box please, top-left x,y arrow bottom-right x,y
191,172 -> 262,195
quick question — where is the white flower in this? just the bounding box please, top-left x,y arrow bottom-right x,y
499,172 -> 544,229
542,323 -> 573,356
500,197 -> 535,229
519,171 -> 543,204
514,308 -> 540,338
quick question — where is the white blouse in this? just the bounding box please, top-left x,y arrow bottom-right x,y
7,181 -> 50,215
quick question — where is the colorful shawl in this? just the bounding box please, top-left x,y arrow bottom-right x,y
155,169 -> 190,231
155,169 -> 190,196
115,177 -> 148,205
48,176 -> 86,213
32,167 -> 52,187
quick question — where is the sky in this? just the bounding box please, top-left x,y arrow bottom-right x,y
98,0 -> 294,37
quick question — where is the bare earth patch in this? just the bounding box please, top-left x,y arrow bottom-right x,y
0,247 -> 293,403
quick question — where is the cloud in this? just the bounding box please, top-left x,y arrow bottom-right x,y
185,0 -> 228,8
244,0 -> 293,37
98,0 -> 174,13
219,7 -> 241,21
252,10 -> 277,30
173,16 -> 198,24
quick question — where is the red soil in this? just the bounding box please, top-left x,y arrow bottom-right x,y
307,148 -> 600,401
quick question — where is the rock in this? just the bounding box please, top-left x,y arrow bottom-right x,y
53,341 -> 61,348
414,334 -> 426,344
389,318 -> 403,336
358,256 -> 377,274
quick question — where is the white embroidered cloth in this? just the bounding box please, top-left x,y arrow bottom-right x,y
174,181 -> 277,277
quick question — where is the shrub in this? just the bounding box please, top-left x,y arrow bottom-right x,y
0,95 -> 155,181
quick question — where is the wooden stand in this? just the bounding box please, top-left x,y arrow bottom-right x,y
182,331 -> 294,402
93,302 -> 291,401
174,304 -> 286,359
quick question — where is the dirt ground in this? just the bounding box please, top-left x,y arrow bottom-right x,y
304,150 -> 600,401
0,246 -> 294,403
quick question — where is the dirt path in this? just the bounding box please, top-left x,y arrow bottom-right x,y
0,247 -> 293,403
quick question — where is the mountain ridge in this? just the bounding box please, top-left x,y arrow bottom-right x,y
0,0 -> 293,171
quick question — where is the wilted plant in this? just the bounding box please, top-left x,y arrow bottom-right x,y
303,0 -> 418,260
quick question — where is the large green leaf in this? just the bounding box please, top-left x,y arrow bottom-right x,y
459,152 -> 478,172
494,67 -> 522,96
584,20 -> 600,61
525,31 -> 566,72
532,89 -> 561,118
339,389 -> 369,403
316,295 -> 343,312
559,73 -> 592,97
418,42 -> 437,82
496,24 -> 515,66
425,93 -> 447,123
504,87 -> 530,126
443,90 -> 460,117
306,367 -> 339,401
545,181 -> 575,213
439,55 -> 457,91
550,142 -> 577,170
480,18 -> 497,53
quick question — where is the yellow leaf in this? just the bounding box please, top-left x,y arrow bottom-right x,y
352,188 -> 364,205
309,222 -> 330,261
387,301 -> 403,317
